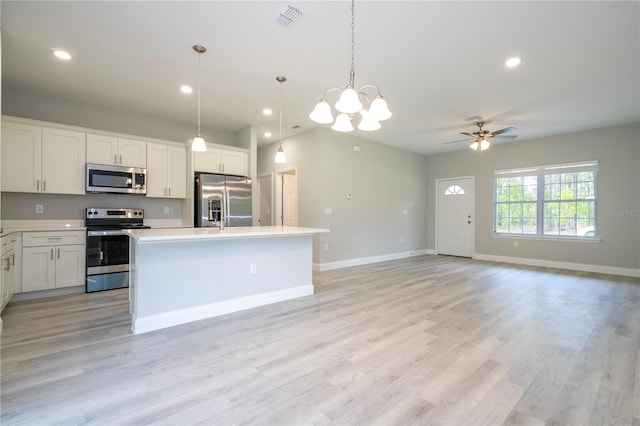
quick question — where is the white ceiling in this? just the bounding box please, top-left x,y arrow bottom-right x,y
2,1 -> 638,155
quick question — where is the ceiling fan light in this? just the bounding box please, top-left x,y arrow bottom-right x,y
274,146 -> 287,163
192,134 -> 207,152
309,99 -> 334,124
469,141 -> 479,151
332,113 -> 354,132
369,96 -> 392,121
357,110 -> 381,131
335,87 -> 362,114
480,139 -> 490,151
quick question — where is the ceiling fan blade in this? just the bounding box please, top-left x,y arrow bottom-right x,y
460,132 -> 474,137
492,134 -> 518,141
490,127 -> 516,136
443,138 -> 472,145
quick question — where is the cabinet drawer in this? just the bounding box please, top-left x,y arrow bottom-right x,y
22,231 -> 86,247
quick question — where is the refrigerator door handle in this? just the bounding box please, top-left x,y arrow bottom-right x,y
224,189 -> 230,227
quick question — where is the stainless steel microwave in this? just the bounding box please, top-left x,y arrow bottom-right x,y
86,163 -> 146,194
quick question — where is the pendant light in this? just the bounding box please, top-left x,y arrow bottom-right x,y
274,76 -> 287,164
309,0 -> 392,132
191,45 -> 207,152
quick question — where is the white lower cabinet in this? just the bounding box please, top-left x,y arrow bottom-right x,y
1,234 -> 17,312
21,231 -> 85,292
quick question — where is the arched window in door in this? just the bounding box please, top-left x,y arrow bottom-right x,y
444,184 -> 465,196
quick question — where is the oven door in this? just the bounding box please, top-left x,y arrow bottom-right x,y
86,229 -> 130,292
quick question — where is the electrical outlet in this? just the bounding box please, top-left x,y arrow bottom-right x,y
250,263 -> 257,274
35,204 -> 44,214
324,243 -> 329,251
163,206 -> 169,215
514,240 -> 519,248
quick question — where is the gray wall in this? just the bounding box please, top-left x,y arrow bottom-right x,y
426,122 -> 640,270
3,87 -> 236,146
258,127 -> 430,265
1,192 -> 183,220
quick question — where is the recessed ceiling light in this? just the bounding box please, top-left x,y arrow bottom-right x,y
52,49 -> 71,61
264,132 -> 272,138
180,85 -> 193,94
505,56 -> 522,68
263,108 -> 273,116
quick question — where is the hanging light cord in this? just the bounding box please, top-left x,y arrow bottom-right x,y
197,50 -> 202,135
349,0 -> 356,88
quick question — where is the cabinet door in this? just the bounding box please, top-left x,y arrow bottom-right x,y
118,138 -> 147,168
167,146 -> 187,198
22,247 -> 56,292
41,128 -> 86,195
1,122 -> 42,193
193,149 -> 221,174
1,250 -> 14,310
145,142 -> 168,198
220,150 -> 247,176
55,245 -> 85,288
86,133 -> 118,165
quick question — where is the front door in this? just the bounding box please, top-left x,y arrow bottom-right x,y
437,177 -> 474,257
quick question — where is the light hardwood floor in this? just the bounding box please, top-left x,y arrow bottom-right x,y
1,255 -> 639,425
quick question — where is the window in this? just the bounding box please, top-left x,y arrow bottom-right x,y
444,185 -> 465,195
494,161 -> 597,238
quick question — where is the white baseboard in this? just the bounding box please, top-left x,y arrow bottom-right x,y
314,249 -> 433,272
473,253 -> 640,278
133,284 -> 314,334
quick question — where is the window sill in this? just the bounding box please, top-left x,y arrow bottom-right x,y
492,233 -> 601,243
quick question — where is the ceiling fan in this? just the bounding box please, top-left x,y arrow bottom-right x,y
444,121 -> 517,151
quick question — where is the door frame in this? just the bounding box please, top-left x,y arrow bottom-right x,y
256,172 -> 274,226
275,166 -> 298,226
435,175 -> 476,256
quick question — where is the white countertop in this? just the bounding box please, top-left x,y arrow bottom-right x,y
124,226 -> 329,243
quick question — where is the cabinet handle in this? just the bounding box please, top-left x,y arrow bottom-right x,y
164,188 -> 167,196
3,258 -> 9,272
37,180 -> 40,191
119,155 -> 122,164
10,253 -> 15,266
43,180 -> 47,192
50,248 -> 54,260
114,154 -> 118,164
168,187 -> 171,196
47,237 -> 64,240
57,248 -> 61,260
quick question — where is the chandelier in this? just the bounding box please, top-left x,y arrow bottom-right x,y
309,0 -> 392,132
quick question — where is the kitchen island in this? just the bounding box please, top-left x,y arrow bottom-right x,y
124,226 -> 329,334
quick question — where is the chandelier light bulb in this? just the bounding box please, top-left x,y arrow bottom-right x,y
335,87 -> 363,114
309,99 -> 334,124
480,139 -> 491,151
357,110 -> 381,131
332,113 -> 354,132
369,96 -> 392,121
470,141 -> 479,151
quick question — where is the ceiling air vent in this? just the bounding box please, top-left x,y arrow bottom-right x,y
274,5 -> 302,27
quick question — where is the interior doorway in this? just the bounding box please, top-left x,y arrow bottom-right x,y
436,177 -> 475,257
276,168 -> 298,226
257,173 -> 273,226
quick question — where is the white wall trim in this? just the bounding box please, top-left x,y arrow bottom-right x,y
133,284 -> 314,334
473,253 -> 640,278
314,249 -> 433,272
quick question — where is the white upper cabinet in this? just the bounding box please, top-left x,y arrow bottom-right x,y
1,121 -> 85,195
1,122 -> 41,193
193,145 -> 248,176
86,133 -> 147,168
146,142 -> 186,199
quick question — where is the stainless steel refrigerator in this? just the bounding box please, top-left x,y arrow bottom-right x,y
194,173 -> 252,227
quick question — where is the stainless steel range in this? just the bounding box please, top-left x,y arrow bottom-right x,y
85,208 -> 149,293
